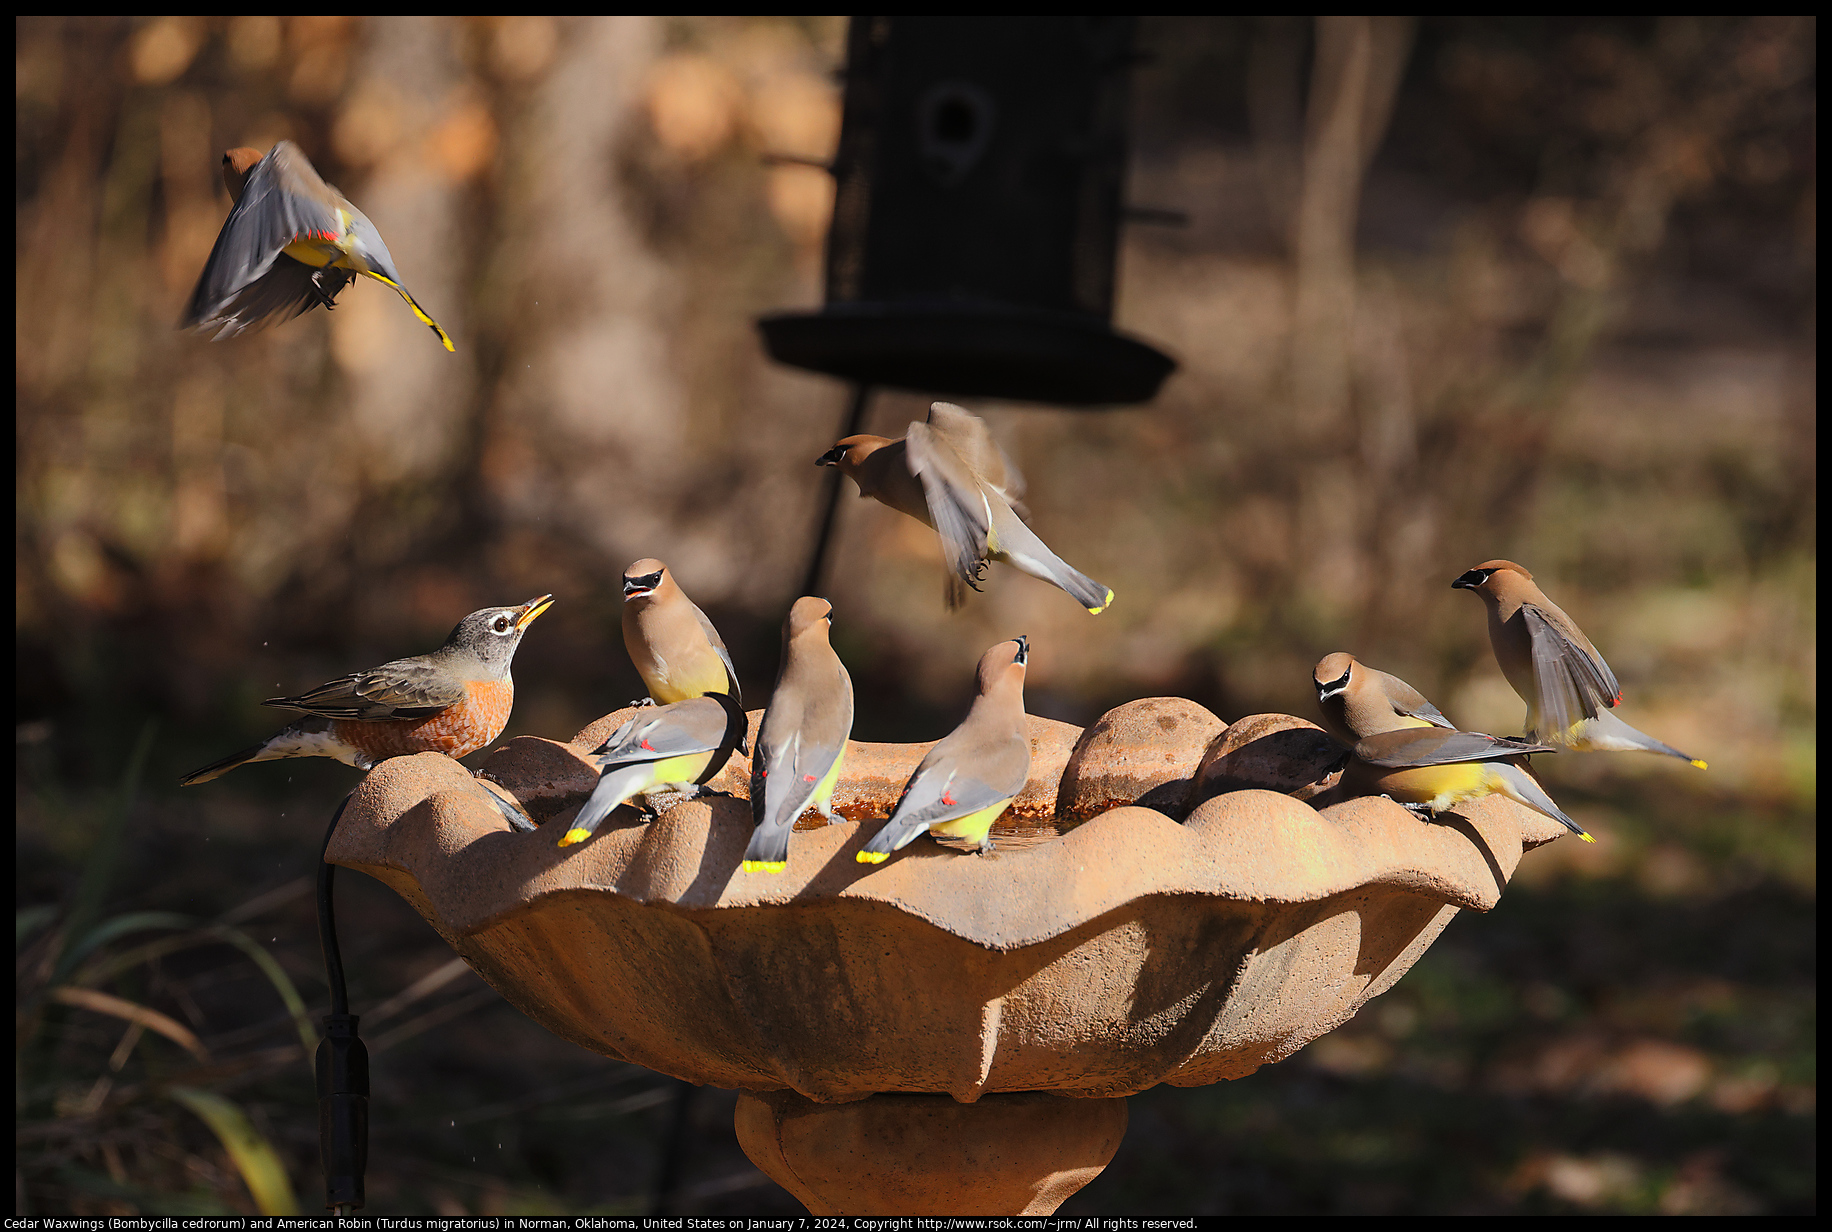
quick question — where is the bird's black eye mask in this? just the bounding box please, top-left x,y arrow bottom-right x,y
1317,667 -> 1351,699
623,571 -> 664,597
816,445 -> 848,466
1451,568 -> 1495,590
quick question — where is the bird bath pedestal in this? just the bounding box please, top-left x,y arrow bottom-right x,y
326,699 -> 1572,1215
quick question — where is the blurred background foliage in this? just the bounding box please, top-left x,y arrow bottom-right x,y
15,14 -> 1813,1216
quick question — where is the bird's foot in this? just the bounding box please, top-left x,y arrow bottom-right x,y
627,697 -> 657,709
642,782 -> 707,814
308,269 -> 340,309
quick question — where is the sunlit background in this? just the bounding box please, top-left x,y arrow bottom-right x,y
17,16 -> 1814,1216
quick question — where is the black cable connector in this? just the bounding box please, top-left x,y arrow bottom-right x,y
316,796 -> 368,1212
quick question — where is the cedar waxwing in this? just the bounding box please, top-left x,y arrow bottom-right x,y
181,141 -> 454,351
818,402 -> 1113,614
1452,560 -> 1705,768
857,637 -> 1031,862
1341,727 -> 1594,842
559,692 -> 748,848
621,559 -> 742,711
744,597 -> 855,873
1312,652 -> 1456,746
181,597 -> 551,833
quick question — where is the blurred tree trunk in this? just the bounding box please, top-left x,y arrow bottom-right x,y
1289,16 -> 1415,612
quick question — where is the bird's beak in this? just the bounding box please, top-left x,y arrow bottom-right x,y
516,595 -> 555,630
623,572 -> 662,599
816,445 -> 846,467
1450,570 -> 1484,590
1013,635 -> 1029,666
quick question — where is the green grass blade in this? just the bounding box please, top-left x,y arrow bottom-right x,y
166,1086 -> 300,1216
16,904 -> 57,949
59,910 -> 196,976
205,925 -> 319,1062
53,720 -> 157,983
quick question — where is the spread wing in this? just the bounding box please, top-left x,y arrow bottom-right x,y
925,402 -> 1025,506
264,655 -> 462,721
1354,728 -> 1556,769
1522,603 -> 1622,738
182,143 -> 346,329
198,262 -> 355,338
905,420 -> 994,590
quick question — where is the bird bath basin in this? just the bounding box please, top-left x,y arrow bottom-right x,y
325,698 -> 1572,1214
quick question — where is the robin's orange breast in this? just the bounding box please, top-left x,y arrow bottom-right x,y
332,679 -> 514,761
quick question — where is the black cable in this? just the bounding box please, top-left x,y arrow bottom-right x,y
799,382 -> 873,601
316,797 -> 351,1016
316,794 -> 368,1213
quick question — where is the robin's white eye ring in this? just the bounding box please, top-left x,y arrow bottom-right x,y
493,616 -> 511,633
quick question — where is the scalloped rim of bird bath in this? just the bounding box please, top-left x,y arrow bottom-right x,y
325,699 -> 1570,1102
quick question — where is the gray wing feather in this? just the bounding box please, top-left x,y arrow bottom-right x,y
592,704 -> 723,769
182,149 -> 344,329
199,262 -> 355,338
1523,605 -> 1621,739
925,402 -> 1025,503
752,727 -> 843,833
688,601 -> 743,709
264,657 -> 462,720
906,422 -> 993,591
1354,728 -> 1556,768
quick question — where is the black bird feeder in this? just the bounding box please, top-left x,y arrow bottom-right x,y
759,15 -> 1176,407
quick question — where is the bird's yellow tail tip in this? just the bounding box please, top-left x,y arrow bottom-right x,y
1579,832 -> 1597,844
742,860 -> 786,874
1690,759 -> 1708,770
1086,589 -> 1114,615
559,828 -> 590,848
855,850 -> 888,865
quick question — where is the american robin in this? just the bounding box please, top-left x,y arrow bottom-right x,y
181,595 -> 553,788
180,141 -> 455,351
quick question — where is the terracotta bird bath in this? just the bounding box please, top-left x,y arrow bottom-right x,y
326,697 -> 1573,1214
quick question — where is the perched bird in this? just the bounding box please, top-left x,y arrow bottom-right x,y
559,693 -> 748,848
1312,652 -> 1455,746
621,559 -> 742,712
857,637 -> 1031,863
181,596 -> 553,787
1452,560 -> 1705,768
818,401 -> 1113,614
1341,727 -> 1594,842
744,597 -> 854,874
181,141 -> 454,351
